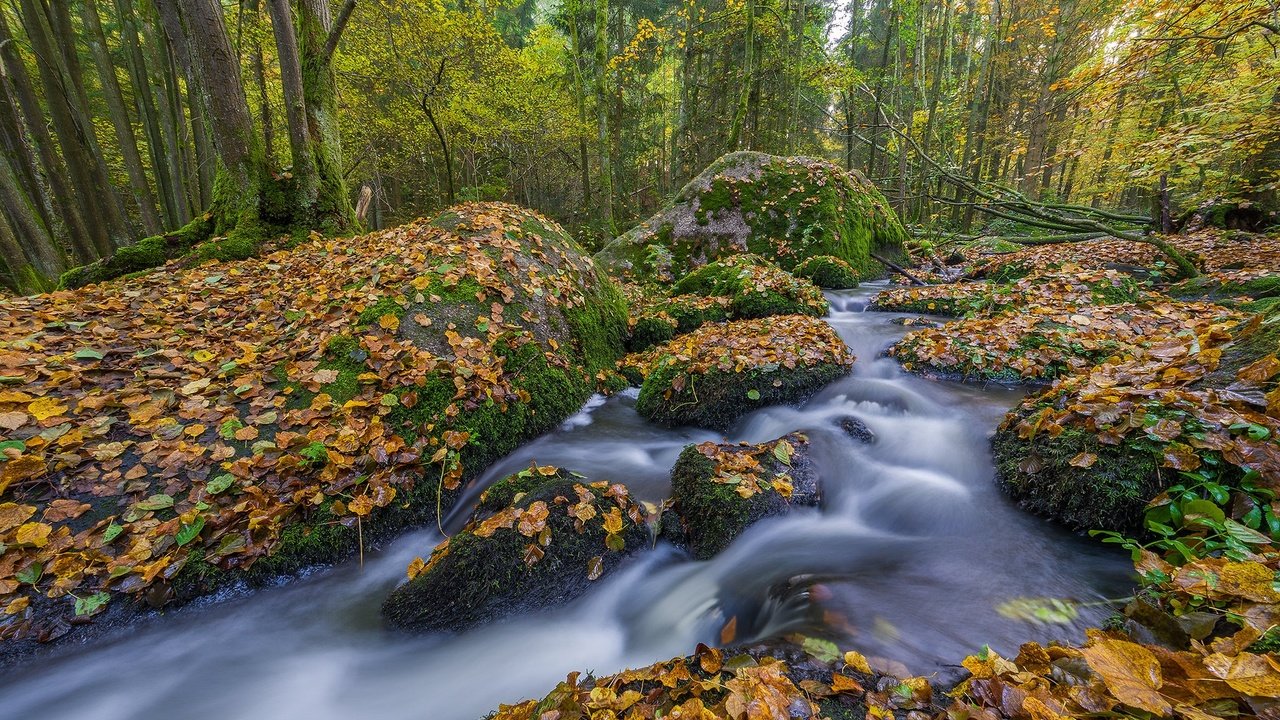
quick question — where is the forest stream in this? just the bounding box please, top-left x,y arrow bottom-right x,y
0,282 -> 1133,719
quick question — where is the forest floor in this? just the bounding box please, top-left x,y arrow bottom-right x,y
493,227 -> 1280,720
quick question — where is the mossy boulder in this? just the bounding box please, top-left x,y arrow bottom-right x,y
993,426 -> 1162,532
668,434 -> 821,560
672,254 -> 829,319
597,152 -> 909,281
0,201 -> 628,646
627,314 -> 854,430
992,303 -> 1280,533
794,255 -> 860,289
382,471 -> 652,633
628,294 -> 732,352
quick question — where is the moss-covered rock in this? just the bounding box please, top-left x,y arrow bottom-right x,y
794,255 -> 860,289
627,314 -> 854,430
993,426 -> 1163,532
669,434 -> 820,560
672,254 -> 829,319
0,202 -> 628,646
598,152 -> 909,281
382,472 -> 652,633
627,294 -> 733,352
991,303 -> 1279,534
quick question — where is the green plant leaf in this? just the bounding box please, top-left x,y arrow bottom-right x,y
74,591 -> 110,616
206,474 -> 235,495
746,389 -> 761,401
176,516 -> 205,546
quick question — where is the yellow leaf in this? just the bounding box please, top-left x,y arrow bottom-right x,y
1204,651 -> 1280,698
406,557 -> 426,580
15,521 -> 52,548
1080,638 -> 1172,715
4,596 -> 29,614
348,494 -> 374,517
193,350 -> 215,363
0,502 -> 36,532
843,650 -> 872,674
602,507 -> 624,535
27,397 -> 68,421
379,314 -> 400,331
0,455 -> 44,496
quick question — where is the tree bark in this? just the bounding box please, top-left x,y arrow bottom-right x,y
267,0 -> 320,206
297,0 -> 355,230
117,0 -> 183,228
82,0 -> 164,235
593,0 -> 614,235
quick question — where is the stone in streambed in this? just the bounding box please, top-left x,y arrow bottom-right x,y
382,469 -> 652,633
668,433 -> 821,560
627,314 -> 854,431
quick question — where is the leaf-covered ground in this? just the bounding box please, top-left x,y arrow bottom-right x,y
0,202 -> 622,641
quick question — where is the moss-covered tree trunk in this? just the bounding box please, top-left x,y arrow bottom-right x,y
297,0 -> 356,233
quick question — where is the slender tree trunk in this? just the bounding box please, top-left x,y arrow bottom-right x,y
267,0 -> 319,207
0,151 -> 65,286
593,0 -> 614,235
117,0 -> 182,228
728,0 -> 755,150
566,0 -> 592,208
250,0 -> 275,169
46,0 -> 135,241
82,0 -> 163,235
18,0 -> 120,256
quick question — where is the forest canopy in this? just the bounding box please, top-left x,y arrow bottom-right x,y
0,0 -> 1276,290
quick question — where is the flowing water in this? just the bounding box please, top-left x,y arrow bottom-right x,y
0,282 -> 1133,719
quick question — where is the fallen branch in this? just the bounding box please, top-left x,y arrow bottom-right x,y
871,252 -> 927,286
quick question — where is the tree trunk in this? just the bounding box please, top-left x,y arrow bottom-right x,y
0,151 -> 65,287
727,0 -> 754,150
566,0 -> 592,209
297,0 -> 356,231
17,0 -> 120,256
593,0 -> 614,235
267,0 -> 320,207
82,0 -> 163,235
175,0 -> 267,235
117,0 -> 182,228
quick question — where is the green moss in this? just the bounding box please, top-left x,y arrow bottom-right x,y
565,280 -> 629,373
793,255 -> 859,289
668,448 -> 753,560
672,255 -> 827,320
356,297 -> 406,327
599,152 -> 909,283
993,425 -> 1162,532
478,467 -> 574,515
194,233 -> 260,262
629,314 -> 678,352
637,360 -> 847,431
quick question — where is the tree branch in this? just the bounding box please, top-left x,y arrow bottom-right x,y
319,0 -> 356,66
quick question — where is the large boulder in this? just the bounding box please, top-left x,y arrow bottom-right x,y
626,314 -> 854,430
597,152 -> 909,281
382,468 -> 652,633
668,434 -> 820,560
0,202 -> 627,644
